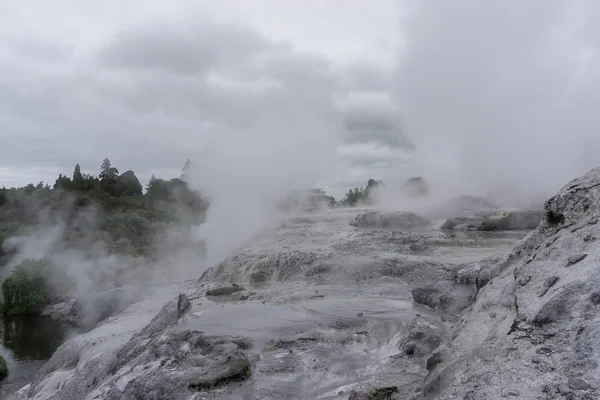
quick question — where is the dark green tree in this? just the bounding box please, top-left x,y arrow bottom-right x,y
53,174 -> 72,191
115,170 -> 143,197
72,163 -> 84,190
99,158 -> 119,195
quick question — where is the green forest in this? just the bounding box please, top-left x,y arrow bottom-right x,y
0,158 -> 208,263
0,158 -> 208,315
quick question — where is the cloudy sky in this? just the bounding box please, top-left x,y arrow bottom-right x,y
0,0 -> 409,198
1,0 -> 599,200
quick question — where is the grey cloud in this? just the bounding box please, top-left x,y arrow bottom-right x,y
99,18 -> 270,76
5,36 -> 74,62
343,110 -> 413,149
337,63 -> 391,92
0,3 -> 407,194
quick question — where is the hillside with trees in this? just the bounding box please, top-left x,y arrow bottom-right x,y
1,158 -> 208,262
0,159 -> 209,314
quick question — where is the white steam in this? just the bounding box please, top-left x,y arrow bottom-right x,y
187,93 -> 343,266
394,0 -> 600,205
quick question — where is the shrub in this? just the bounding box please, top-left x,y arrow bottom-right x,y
1,258 -> 53,316
0,355 -> 7,380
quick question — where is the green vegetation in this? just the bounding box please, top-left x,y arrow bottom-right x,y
338,179 -> 384,207
0,355 -> 7,380
0,158 -> 208,315
0,158 -> 208,262
1,259 -> 53,316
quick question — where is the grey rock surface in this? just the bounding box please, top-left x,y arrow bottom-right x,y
41,299 -> 78,325
398,315 -> 445,357
10,187 -> 558,400
350,211 -> 430,229
441,208 -> 543,231
93,294 -> 252,400
417,166 -> 600,399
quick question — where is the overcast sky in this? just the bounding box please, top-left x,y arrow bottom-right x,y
1,0 -> 599,200
0,0 -> 407,198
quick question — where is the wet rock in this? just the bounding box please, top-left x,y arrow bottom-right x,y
566,253 -> 588,266
538,276 -> 559,297
440,216 -> 486,231
399,316 -> 443,357
441,209 -> 542,231
91,294 -> 252,399
95,330 -> 251,399
411,280 -> 477,314
568,378 -> 591,391
204,250 -> 332,284
348,386 -> 399,400
264,337 -> 318,351
518,275 -> 532,286
478,209 -> 543,231
409,258 -> 501,314
42,299 -> 78,325
350,211 -> 430,229
454,264 -> 479,286
425,348 -> 446,372
418,166 -> 600,399
206,283 -> 244,296
176,293 -> 191,317
533,282 -> 586,326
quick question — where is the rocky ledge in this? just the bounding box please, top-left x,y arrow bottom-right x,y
350,211 -> 431,229
12,290 -> 253,400
415,167 -> 600,399
440,208 -> 543,231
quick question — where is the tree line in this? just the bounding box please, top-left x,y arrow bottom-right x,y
0,158 -> 208,263
0,158 -> 209,315
334,179 -> 384,207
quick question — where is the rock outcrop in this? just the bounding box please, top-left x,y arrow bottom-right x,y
440,208 -> 543,231
10,289 -> 253,400
350,211 -> 430,229
410,255 -> 508,315
418,167 -> 600,399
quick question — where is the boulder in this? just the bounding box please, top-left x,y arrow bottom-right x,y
41,299 -> 78,325
477,209 -> 543,231
398,316 -> 444,357
206,283 -> 244,296
440,209 -> 543,231
350,211 -> 430,229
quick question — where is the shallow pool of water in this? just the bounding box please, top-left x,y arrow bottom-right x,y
0,315 -> 78,397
